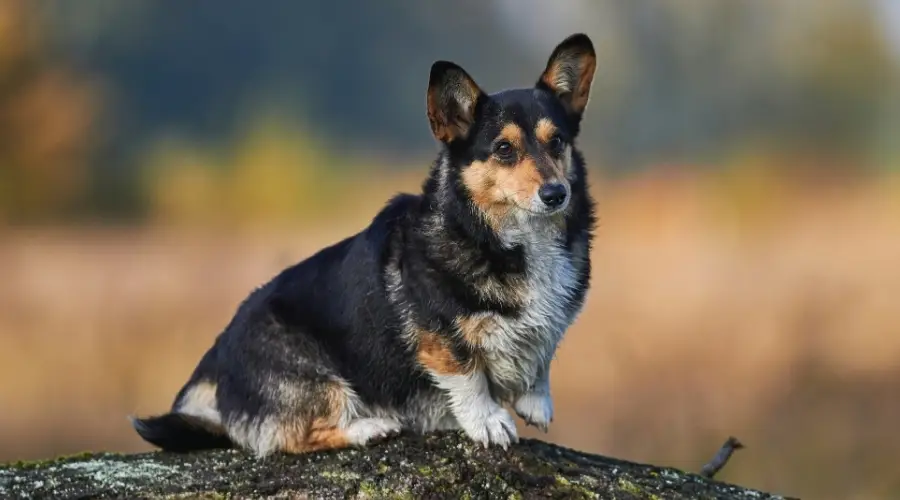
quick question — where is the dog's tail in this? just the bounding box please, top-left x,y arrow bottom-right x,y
130,413 -> 232,452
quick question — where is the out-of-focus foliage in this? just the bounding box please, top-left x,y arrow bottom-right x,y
0,0 -> 100,223
586,1 -> 898,167
142,114 -> 353,228
2,0 -> 899,223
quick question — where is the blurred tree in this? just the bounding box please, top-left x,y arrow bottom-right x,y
0,0 -> 100,224
41,0 -> 895,170
40,0 -> 534,163
588,0 -> 896,170
142,113 -> 338,228
9,0 -> 900,221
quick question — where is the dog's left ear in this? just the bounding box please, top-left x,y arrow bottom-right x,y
537,33 -> 597,122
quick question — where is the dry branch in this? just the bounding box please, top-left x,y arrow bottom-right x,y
700,436 -> 746,479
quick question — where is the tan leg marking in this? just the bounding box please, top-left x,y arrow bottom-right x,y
279,382 -> 352,453
416,329 -> 470,375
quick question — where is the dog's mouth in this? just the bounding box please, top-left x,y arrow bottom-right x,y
517,203 -> 568,216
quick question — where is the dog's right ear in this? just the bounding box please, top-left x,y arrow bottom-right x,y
427,61 -> 485,143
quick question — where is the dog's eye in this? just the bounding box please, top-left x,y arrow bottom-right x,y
493,140 -> 515,161
547,135 -> 564,155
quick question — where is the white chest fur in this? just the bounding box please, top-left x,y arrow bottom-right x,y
479,217 -> 581,398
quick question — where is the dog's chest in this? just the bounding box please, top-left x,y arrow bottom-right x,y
479,228 -> 581,397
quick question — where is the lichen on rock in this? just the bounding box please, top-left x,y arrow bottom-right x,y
0,431 -> 795,499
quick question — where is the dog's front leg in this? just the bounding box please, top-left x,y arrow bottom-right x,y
513,365 -> 553,433
431,370 -> 518,448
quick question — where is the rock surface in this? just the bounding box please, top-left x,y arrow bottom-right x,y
0,431 -> 795,499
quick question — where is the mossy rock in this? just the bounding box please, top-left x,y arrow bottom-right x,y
0,431 -> 795,499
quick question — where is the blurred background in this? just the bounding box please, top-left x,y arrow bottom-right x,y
1,0 -> 898,498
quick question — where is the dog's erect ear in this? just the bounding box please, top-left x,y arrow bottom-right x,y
537,34 -> 596,121
427,61 -> 485,143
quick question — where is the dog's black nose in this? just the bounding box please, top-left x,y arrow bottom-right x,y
538,183 -> 568,208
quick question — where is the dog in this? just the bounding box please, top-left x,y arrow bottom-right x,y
132,33 -> 597,456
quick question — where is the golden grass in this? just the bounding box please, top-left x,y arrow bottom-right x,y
1,170 -> 899,499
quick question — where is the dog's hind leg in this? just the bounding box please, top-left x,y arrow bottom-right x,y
291,417 -> 402,453
221,375 -> 400,456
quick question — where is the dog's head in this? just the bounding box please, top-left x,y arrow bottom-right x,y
427,34 -> 596,225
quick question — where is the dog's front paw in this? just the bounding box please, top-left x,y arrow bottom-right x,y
459,404 -> 518,449
514,391 -> 553,433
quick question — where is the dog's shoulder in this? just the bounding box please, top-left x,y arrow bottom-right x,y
362,193 -> 423,249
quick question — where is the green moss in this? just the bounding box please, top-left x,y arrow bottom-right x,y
356,482 -> 415,500
355,480 -> 414,499
357,481 -> 377,496
2,451 -> 106,470
319,469 -> 362,482
520,455 -> 558,476
160,493 -> 232,500
619,478 -> 643,494
55,451 -> 99,461
431,465 -> 457,482
617,478 -> 665,499
417,465 -> 433,476
6,460 -> 38,470
553,474 -> 599,499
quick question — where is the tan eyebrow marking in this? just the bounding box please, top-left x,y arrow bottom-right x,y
498,122 -> 524,149
535,118 -> 558,143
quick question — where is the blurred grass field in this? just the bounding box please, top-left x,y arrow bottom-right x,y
2,167 -> 899,500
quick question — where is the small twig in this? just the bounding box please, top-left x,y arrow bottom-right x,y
699,436 -> 744,479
